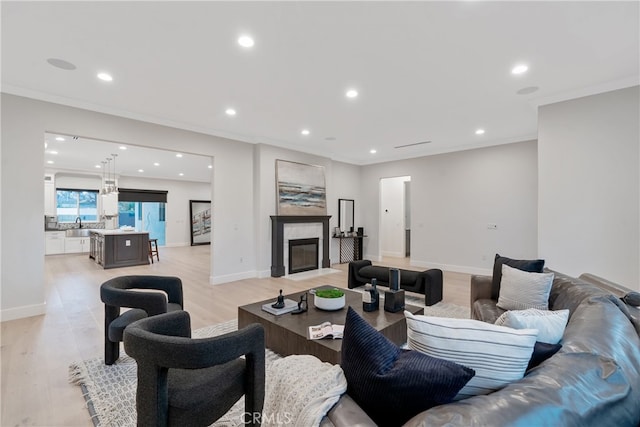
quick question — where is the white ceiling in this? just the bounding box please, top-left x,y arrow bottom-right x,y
3,2 -> 639,166
44,133 -> 213,183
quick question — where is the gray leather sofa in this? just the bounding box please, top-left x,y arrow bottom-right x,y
325,271 -> 640,426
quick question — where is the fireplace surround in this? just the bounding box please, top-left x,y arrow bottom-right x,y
270,215 -> 331,277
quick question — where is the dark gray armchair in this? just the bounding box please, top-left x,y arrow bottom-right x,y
100,275 -> 183,365
123,311 -> 266,427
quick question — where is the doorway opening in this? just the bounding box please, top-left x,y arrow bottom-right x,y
379,176 -> 411,260
119,201 -> 166,246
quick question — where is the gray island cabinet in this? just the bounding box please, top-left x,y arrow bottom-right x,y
89,230 -> 150,269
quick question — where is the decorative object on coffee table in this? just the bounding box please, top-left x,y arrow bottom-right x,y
362,278 -> 379,312
291,292 -> 309,315
272,289 -> 285,309
313,288 -> 346,311
384,289 -> 405,313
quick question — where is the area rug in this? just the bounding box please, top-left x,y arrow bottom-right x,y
70,302 -> 468,426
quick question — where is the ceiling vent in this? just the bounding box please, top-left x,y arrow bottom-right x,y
394,141 -> 431,149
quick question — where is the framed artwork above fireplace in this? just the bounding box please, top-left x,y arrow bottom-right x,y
276,159 -> 326,216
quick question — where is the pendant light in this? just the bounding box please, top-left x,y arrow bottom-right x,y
111,153 -> 119,194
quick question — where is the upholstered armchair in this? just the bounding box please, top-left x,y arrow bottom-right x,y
123,311 -> 266,427
100,275 -> 183,365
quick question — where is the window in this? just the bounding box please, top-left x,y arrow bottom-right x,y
56,189 -> 98,222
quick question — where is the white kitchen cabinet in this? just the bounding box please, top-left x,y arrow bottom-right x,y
64,237 -> 90,254
101,192 -> 118,216
45,231 -> 65,255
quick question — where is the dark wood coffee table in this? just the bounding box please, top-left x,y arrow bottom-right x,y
237,286 -> 424,364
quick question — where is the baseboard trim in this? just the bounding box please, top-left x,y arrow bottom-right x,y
1,302 -> 47,322
381,251 -> 405,258
364,254 -> 382,262
257,269 -> 272,279
163,242 -> 191,248
210,270 -> 257,285
410,260 -> 492,276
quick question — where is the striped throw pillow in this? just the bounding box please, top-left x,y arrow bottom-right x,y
497,264 -> 554,310
405,311 -> 538,400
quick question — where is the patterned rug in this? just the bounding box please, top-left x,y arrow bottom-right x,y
69,302 -> 468,426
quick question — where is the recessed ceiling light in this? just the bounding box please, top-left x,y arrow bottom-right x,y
346,89 -> 359,98
176,153 -> 183,158
97,72 -> 113,82
138,169 -> 144,173
55,137 -> 65,141
119,146 -> 127,150
238,35 -> 255,48
153,162 -> 160,166
475,129 -> 485,135
49,150 -> 58,155
47,160 -> 54,164
511,64 -> 528,75
179,173 -> 184,176
208,165 -> 213,169
225,108 -> 237,116
301,129 -> 310,136
44,142 -> 48,149
46,58 -> 76,70
370,149 -> 377,154
95,164 -> 101,168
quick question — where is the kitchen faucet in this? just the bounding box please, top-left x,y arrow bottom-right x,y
75,217 -> 82,228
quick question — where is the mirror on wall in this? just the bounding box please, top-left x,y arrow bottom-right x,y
338,198 -> 355,233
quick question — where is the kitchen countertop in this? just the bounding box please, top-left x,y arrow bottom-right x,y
89,229 -> 149,235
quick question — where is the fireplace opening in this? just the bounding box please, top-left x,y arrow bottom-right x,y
289,238 -> 319,274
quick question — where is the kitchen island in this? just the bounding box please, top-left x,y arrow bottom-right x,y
89,230 -> 150,269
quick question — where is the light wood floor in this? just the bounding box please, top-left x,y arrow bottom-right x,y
1,246 -> 471,426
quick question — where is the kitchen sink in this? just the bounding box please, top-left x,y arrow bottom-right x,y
66,228 -> 91,237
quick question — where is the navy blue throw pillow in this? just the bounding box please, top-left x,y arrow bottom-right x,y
340,307 -> 475,427
527,341 -> 562,371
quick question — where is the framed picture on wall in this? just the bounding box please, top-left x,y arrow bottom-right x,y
190,200 -> 211,246
276,159 -> 327,215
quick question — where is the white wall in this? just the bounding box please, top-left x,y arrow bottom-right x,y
1,93 -> 254,320
380,176 -> 410,257
253,144 -> 356,275
117,176 -> 211,247
361,141 -> 539,274
538,86 -> 640,290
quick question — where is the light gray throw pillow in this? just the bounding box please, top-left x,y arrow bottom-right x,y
495,308 -> 569,344
497,264 -> 554,311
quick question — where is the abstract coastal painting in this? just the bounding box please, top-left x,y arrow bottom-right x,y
276,159 -> 327,215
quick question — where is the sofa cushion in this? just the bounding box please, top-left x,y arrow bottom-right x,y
472,299 -> 506,324
341,307 -> 474,427
495,308 -> 569,344
497,265 -> 554,311
405,311 -> 537,400
492,254 -> 545,299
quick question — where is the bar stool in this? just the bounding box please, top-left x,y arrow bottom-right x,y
148,239 -> 160,263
